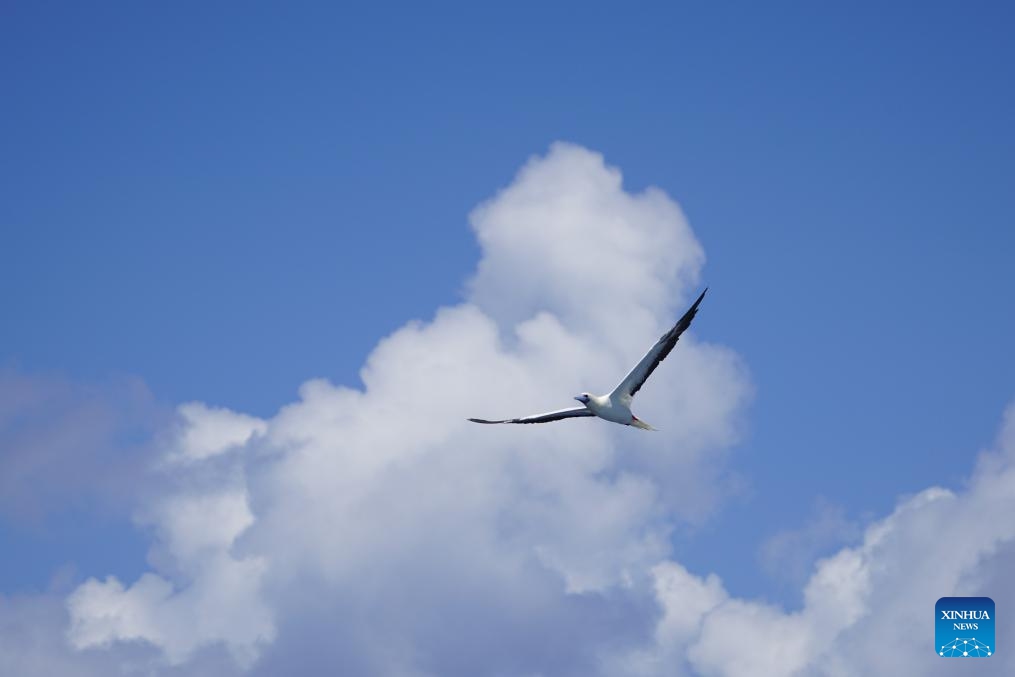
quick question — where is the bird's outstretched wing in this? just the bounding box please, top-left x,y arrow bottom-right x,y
468,406 -> 595,425
611,288 -> 707,401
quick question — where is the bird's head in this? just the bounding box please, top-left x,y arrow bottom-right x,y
574,393 -> 591,405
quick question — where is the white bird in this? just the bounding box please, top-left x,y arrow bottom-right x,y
468,288 -> 707,430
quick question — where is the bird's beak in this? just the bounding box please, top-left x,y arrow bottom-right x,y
574,396 -> 583,402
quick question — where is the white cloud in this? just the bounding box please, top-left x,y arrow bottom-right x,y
1,593 -> 140,677
67,488 -> 274,668
59,143 -> 750,674
171,403 -> 267,462
628,402 -> 1015,677
468,143 -> 705,345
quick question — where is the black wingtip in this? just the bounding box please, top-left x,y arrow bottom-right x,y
681,288 -> 707,321
468,418 -> 499,424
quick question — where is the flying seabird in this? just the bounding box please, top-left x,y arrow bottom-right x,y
468,288 -> 708,430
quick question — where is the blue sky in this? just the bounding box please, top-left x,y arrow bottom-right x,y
2,3 -> 1014,675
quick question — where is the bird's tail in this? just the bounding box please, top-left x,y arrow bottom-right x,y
630,416 -> 657,431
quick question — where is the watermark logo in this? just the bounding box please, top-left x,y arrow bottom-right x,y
936,597 -> 994,657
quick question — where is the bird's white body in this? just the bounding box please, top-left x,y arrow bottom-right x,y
584,393 -> 630,423
468,289 -> 707,430
577,393 -> 655,430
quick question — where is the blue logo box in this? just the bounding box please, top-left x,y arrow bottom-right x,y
936,597 -> 994,657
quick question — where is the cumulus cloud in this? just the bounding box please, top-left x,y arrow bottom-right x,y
1,592 -> 242,677
59,143 -> 750,674
169,403 -> 267,463
627,402 -> 1015,677
469,142 -> 705,341
67,420 -> 274,667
